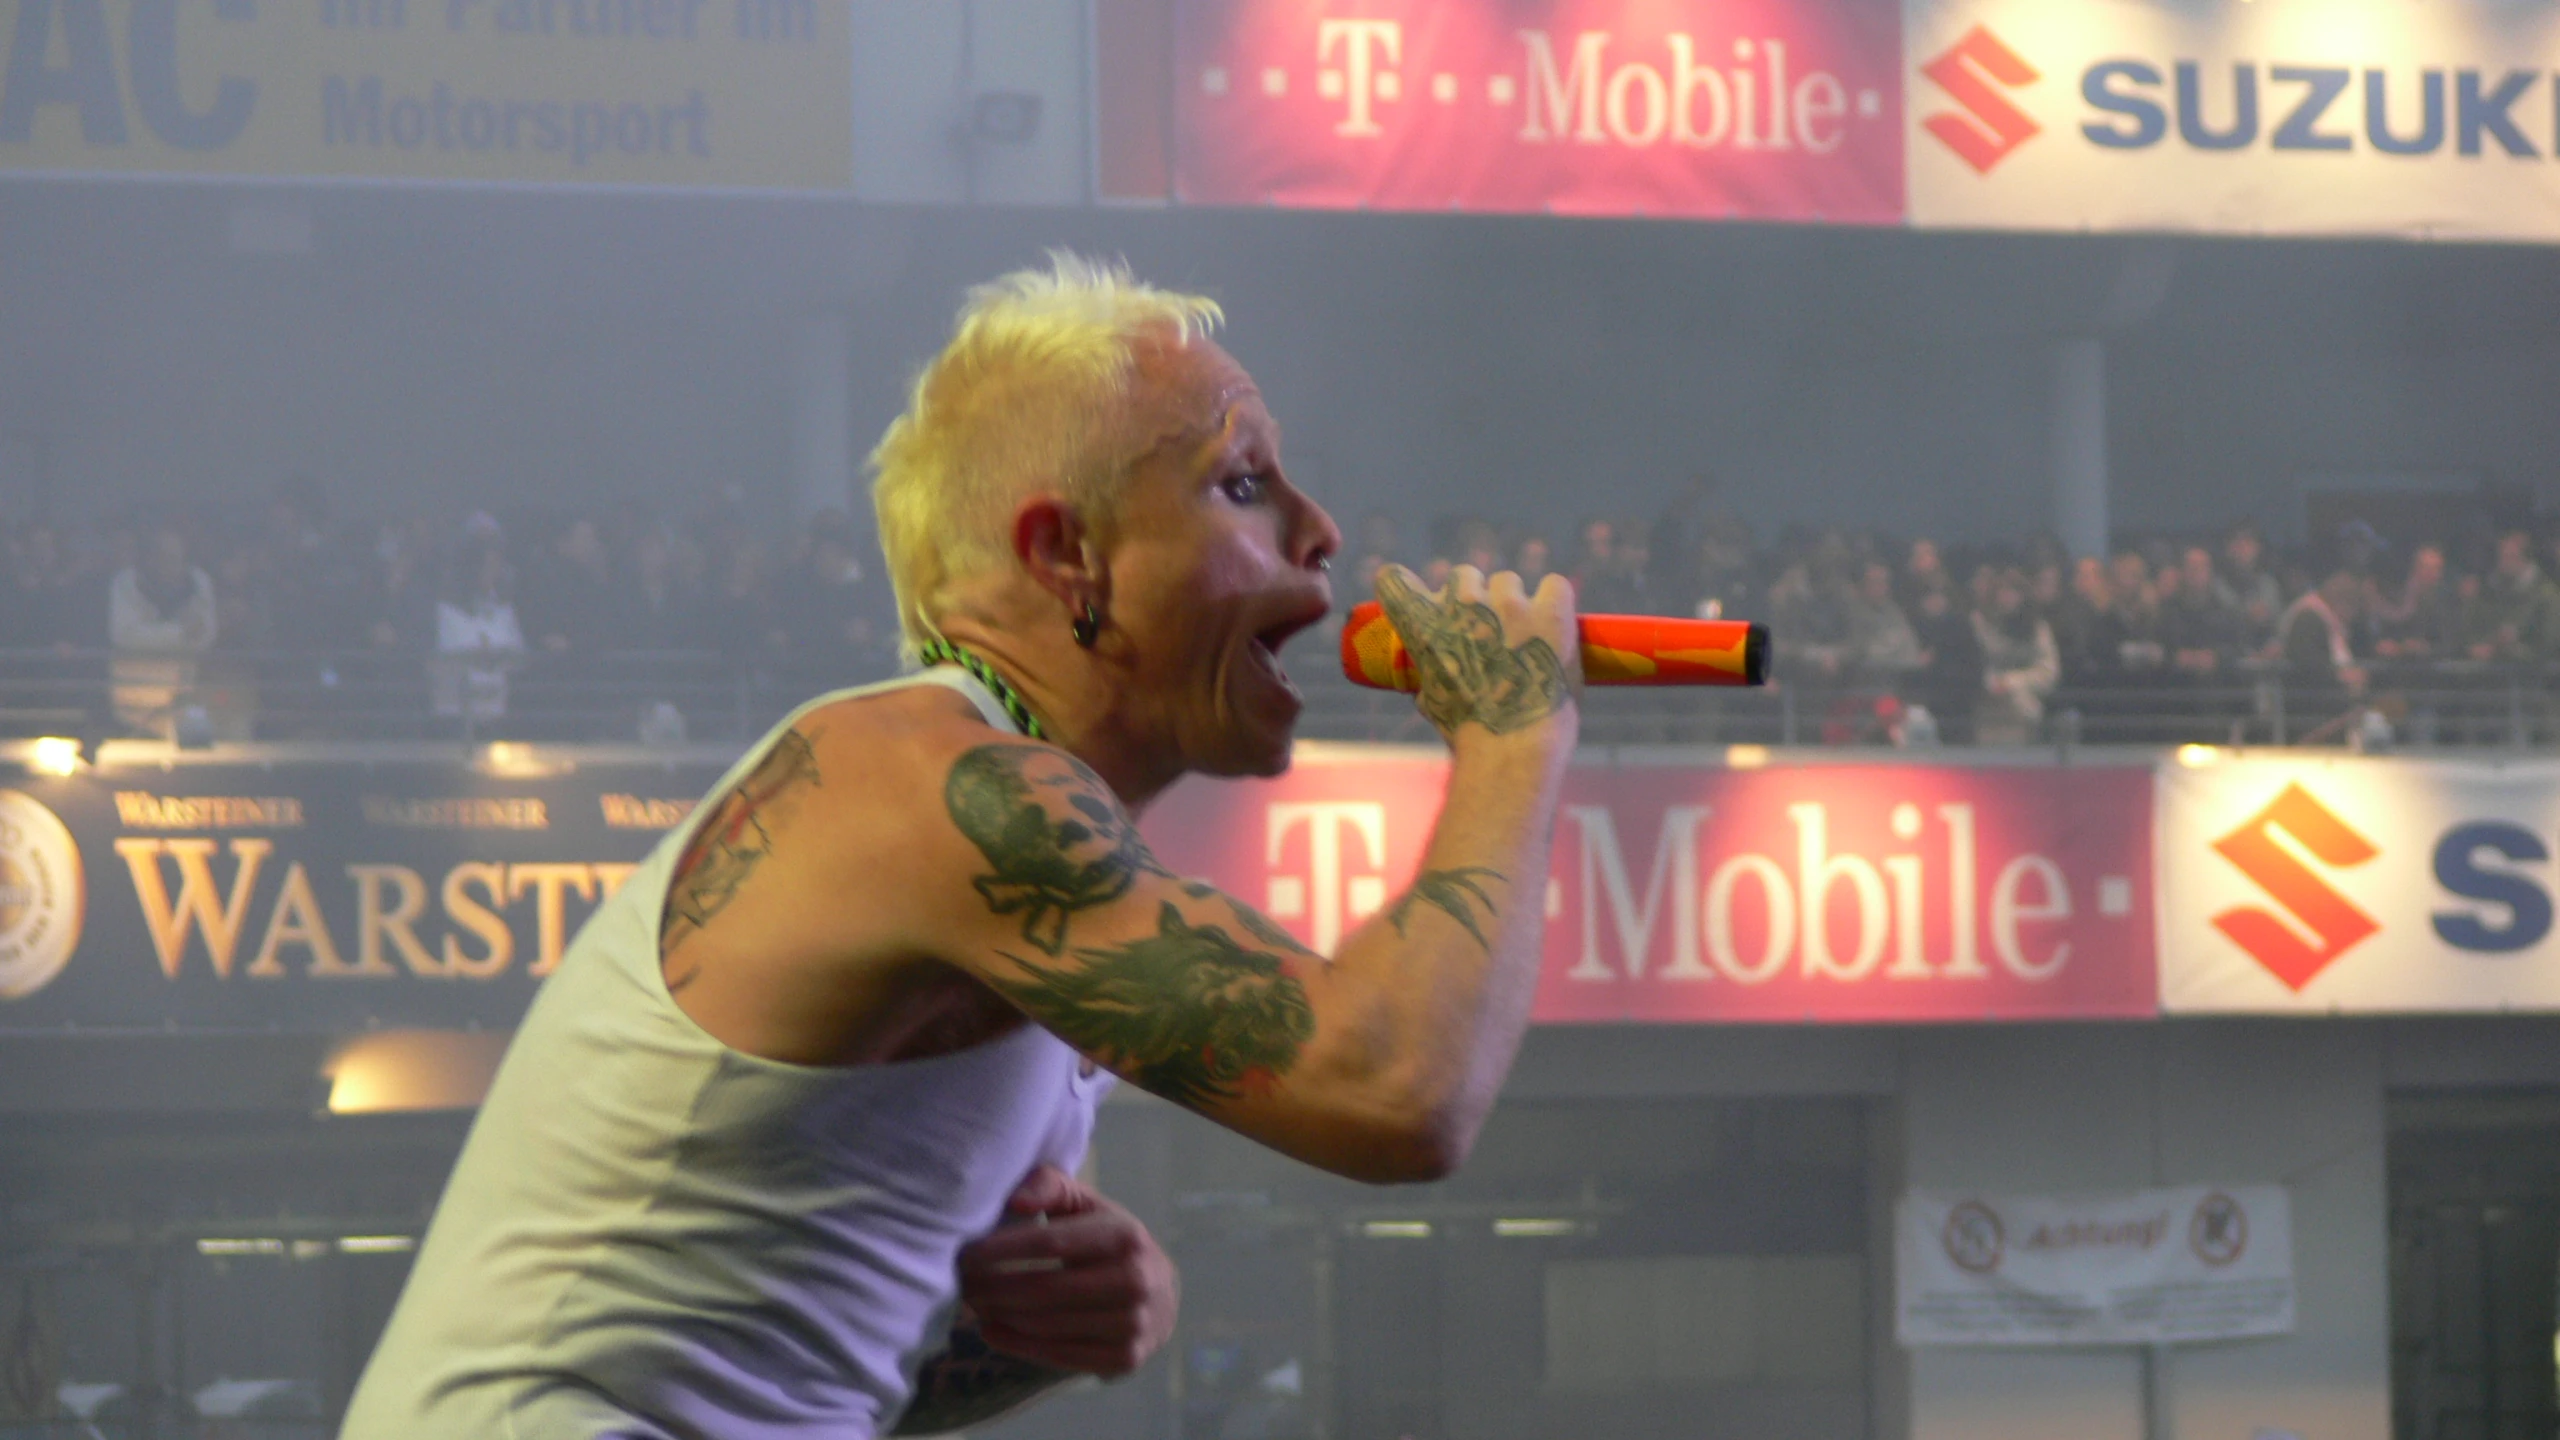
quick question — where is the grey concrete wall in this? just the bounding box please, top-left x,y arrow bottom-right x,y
1899,1023 -> 2391,1440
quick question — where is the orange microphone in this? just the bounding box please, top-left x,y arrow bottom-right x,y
1340,602 -> 1770,690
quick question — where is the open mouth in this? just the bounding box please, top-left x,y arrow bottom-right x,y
1247,607 -> 1327,705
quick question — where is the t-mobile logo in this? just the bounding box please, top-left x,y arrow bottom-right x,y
1264,802 -> 1388,953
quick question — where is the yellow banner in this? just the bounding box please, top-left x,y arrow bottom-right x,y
0,0 -> 851,190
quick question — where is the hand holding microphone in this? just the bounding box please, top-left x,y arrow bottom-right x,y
1343,579 -> 1769,693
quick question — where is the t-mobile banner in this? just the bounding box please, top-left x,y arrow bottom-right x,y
1173,0 -> 1906,221
1139,752 -> 2155,1022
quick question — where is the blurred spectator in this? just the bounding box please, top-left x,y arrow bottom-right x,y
2217,523 -> 2284,634
1846,561 -> 1925,688
2461,530 -> 2560,664
625,526 -> 707,649
431,514 -> 526,723
1908,579 -> 1980,743
2160,545 -> 2241,677
2372,543 -> 2458,660
2273,569 -> 2370,709
1456,519 -> 1503,576
771,508 -> 895,677
1902,537 -> 1950,606
1970,568 -> 2058,745
1513,534 -> 1554,592
702,530 -> 784,657
1768,560 -> 1849,683
353,521 -> 434,653
109,526 -> 218,736
1,523 -> 87,650
519,516 -> 619,656
1573,517 -> 1646,614
2055,556 -> 2126,686
2107,550 -> 2166,674
1689,520 -> 1756,621
251,475 -> 352,652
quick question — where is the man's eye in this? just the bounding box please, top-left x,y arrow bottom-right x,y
1221,474 -> 1266,505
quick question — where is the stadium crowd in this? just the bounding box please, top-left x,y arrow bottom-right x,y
7,474 -> 2560,748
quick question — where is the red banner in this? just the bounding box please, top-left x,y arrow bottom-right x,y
1142,754 -> 2155,1023
1172,0 -> 1906,221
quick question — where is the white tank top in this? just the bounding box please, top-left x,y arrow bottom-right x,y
343,670 -> 1110,1439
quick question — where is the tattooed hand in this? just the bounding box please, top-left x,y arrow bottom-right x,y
1373,564 -> 1578,739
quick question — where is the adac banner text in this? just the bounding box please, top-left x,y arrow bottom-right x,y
0,0 -> 850,190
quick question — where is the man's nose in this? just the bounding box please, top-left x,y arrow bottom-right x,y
1290,491 -> 1344,574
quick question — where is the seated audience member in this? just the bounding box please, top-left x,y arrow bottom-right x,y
1573,517 -> 1647,614
1768,558 -> 1850,683
2371,543 -> 2458,661
1902,537 -> 1950,607
1909,578 -> 1980,743
2161,545 -> 2242,677
1,523 -> 87,651
2107,550 -> 2166,674
1689,521 -> 1757,621
2272,569 -> 2370,715
769,507 -> 895,677
623,525 -> 708,651
1512,534 -> 1555,592
2054,556 -> 2125,687
519,516 -> 619,657
700,529 -> 784,658
253,474 -> 351,652
1846,560 -> 1925,689
108,526 -> 218,736
431,514 -> 527,723
2217,523 -> 2284,635
1971,567 -> 2059,745
2461,530 -> 2560,664
353,521 -> 434,652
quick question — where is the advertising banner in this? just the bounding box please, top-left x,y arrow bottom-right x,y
2158,756 -> 2560,1013
1172,0 -> 1905,222
1143,752 -> 2157,1023
1898,1186 -> 2294,1346
1905,0 -> 2560,241
1,747 -> 2156,1032
0,755 -> 725,1031
0,0 -> 851,190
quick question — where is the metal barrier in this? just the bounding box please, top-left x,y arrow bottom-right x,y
7,647 -> 2555,750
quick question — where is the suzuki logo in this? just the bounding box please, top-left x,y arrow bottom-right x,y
1920,25 -> 2041,173
2210,783 -> 2380,992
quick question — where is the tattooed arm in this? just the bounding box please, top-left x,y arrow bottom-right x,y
931,567 -> 1577,1182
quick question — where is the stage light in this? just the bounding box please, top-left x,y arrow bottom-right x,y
197,1238 -> 287,1257
1359,1220 -> 1432,1238
1492,1218 -> 1582,1238
28,737 -> 84,776
336,1235 -> 417,1255
1725,744 -> 1772,769
2177,743 -> 2223,768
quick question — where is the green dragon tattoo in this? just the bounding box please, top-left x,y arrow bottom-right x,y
1373,565 -> 1573,735
1387,866 -> 1506,951
945,745 -> 1170,954
993,902 -> 1316,1110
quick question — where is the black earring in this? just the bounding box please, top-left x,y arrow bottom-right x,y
1071,602 -> 1101,649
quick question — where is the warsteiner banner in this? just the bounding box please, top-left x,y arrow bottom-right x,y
0,754 -> 729,1031
0,0 -> 851,190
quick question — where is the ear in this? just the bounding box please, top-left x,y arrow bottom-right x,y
1012,495 -> 1107,612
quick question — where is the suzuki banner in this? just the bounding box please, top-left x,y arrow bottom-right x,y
1171,0 -> 1905,221
0,0 -> 851,190
1143,751 -> 2157,1023
1905,0 -> 2560,241
2159,756 -> 2560,1013
1898,1186 -> 2295,1346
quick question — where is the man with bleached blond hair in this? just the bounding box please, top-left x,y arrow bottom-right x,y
345,254 -> 1580,1438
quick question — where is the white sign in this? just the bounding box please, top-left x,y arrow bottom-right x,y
2159,757 -> 2560,1013
1906,0 -> 2560,241
1898,1186 -> 2293,1346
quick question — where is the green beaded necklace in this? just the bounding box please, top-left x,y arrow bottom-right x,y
914,639 -> 1047,741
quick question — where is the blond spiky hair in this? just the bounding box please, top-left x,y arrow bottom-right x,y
869,252 -> 1224,661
